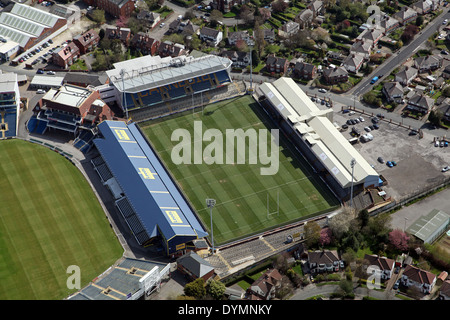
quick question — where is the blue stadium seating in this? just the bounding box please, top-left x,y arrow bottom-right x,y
125,71 -> 231,110
1,110 -> 17,138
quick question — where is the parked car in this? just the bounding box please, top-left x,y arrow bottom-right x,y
442,166 -> 450,172
387,161 -> 393,167
359,116 -> 364,122
435,140 -> 440,147
342,124 -> 348,130
47,71 -> 56,75
342,109 -> 350,114
364,126 -> 371,132
393,280 -> 400,290
371,117 -> 379,123
391,161 -> 397,166
409,130 -> 418,136
378,157 -> 384,163
36,69 -> 44,74
36,89 -> 46,94
373,124 -> 379,129
394,266 -> 400,274
349,111 -> 355,115
318,88 -> 327,93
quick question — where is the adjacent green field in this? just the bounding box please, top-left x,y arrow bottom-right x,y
140,95 -> 340,245
0,140 -> 123,300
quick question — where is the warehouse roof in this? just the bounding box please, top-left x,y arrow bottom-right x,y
407,209 -> 450,243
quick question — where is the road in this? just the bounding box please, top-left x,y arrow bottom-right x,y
351,8 -> 450,97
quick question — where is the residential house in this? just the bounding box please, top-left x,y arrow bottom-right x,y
323,66 -> 348,84
308,250 -> 341,274
158,41 -> 187,58
260,29 -> 275,43
295,9 -> 314,29
266,55 -> 289,74
181,22 -> 199,37
52,42 -> 80,69
441,64 -> 450,79
401,265 -> 436,294
84,0 -> 134,18
278,21 -> 300,38
130,33 -> 160,56
104,26 -> 131,46
356,27 -> 383,47
395,66 -> 418,86
72,29 -> 100,55
437,98 -> 450,122
407,92 -> 434,114
363,254 -> 396,281
227,31 -> 251,47
439,280 -> 450,300
412,0 -> 433,14
307,0 -> 324,16
342,53 -> 365,73
350,40 -> 372,60
382,81 -> 405,104
221,50 -> 250,69
379,15 -> 400,34
414,54 -> 443,73
199,27 -> 223,46
168,19 -> 195,35
177,251 -> 215,281
212,0 -> 247,13
136,11 -> 161,29
293,61 -> 317,80
246,269 -> 282,300
393,6 -> 418,25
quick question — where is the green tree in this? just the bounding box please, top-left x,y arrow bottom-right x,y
304,221 -> 321,248
90,9 -> 106,25
206,279 -> 226,300
184,278 -> 206,299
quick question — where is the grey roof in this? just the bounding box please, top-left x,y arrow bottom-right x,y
107,54 -> 232,93
323,66 -> 348,78
383,81 -> 404,97
407,209 -> 450,243
408,92 -> 434,110
308,250 -> 340,265
178,251 -> 214,278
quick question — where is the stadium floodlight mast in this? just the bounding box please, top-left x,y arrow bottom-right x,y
349,158 -> 356,210
206,198 -> 216,255
120,69 -> 129,121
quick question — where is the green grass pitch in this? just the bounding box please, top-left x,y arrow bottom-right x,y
140,95 -> 340,245
0,140 -> 123,300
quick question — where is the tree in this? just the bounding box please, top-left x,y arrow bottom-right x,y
258,7 -> 271,21
272,0 -> 289,13
206,279 -> 226,300
319,227 -> 333,247
362,91 -> 382,107
209,10 -> 223,27
240,4 -> 254,25
304,221 -> 321,248
428,110 -> 443,127
90,9 -> 106,25
389,229 -> 410,251
184,278 -> 206,299
416,15 -> 424,27
328,208 -> 354,241
358,209 -> 370,229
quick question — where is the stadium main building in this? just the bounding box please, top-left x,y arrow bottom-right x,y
97,54 -> 232,119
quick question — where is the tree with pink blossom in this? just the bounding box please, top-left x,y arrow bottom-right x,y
389,229 -> 410,251
319,227 -> 333,247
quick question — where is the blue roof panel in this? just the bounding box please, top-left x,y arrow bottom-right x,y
93,120 -> 208,246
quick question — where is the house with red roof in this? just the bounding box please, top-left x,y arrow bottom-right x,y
401,265 -> 436,294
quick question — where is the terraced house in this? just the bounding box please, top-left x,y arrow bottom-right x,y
83,0 -> 134,18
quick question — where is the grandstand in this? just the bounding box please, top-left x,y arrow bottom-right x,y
101,54 -> 233,120
68,258 -> 170,300
91,120 -> 208,256
0,73 -> 20,138
258,77 -> 380,199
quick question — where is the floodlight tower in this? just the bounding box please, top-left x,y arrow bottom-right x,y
206,198 -> 216,254
349,158 -> 356,210
120,69 -> 129,121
